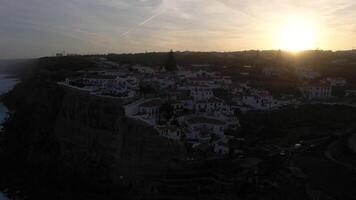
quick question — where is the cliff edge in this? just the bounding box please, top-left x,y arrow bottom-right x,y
1,56 -> 185,198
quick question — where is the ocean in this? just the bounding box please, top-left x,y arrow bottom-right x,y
0,74 -> 18,199
0,74 -> 19,129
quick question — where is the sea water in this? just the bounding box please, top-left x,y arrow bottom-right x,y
0,74 -> 19,129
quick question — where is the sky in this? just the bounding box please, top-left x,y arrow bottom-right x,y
0,0 -> 356,59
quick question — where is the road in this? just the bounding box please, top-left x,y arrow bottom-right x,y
295,137 -> 356,200
325,139 -> 356,172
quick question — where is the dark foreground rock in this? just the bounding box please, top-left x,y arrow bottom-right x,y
0,56 -> 185,199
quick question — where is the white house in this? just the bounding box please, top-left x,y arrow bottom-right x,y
180,98 -> 195,110
101,76 -> 139,97
185,116 -> 226,139
101,86 -> 135,98
82,75 -> 117,86
138,99 -> 162,118
217,113 -> 240,131
345,90 -> 356,97
195,97 -> 225,113
198,130 -> 212,144
231,84 -> 243,95
213,141 -> 229,155
171,101 -> 184,115
326,77 -> 347,86
190,86 -> 214,101
190,77 -> 216,86
300,80 -> 332,100
176,70 -> 196,79
222,76 -> 233,85
183,126 -> 212,143
256,91 -> 273,102
242,95 -> 271,110
155,125 -> 182,140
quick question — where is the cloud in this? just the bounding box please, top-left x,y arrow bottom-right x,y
0,0 -> 356,58
120,9 -> 166,37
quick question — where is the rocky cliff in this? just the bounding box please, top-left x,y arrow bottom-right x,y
1,56 -> 185,197
55,87 -> 185,187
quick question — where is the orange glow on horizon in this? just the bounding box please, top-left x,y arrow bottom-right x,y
276,16 -> 317,52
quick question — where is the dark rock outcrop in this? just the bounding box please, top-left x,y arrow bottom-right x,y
1,56 -> 185,198
55,87 -> 186,188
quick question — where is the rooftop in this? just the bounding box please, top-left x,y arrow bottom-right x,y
139,99 -> 162,108
197,97 -> 223,104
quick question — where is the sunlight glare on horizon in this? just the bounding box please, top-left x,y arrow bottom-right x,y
276,16 -> 317,52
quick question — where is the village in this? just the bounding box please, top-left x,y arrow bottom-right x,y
58,52 -> 353,158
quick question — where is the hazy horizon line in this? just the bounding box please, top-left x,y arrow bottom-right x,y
2,48 -> 356,61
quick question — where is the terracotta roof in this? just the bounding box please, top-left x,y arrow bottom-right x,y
139,99 -> 162,108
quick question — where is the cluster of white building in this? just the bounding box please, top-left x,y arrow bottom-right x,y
61,63 -> 302,156
119,68 -> 243,155
63,69 -> 140,99
299,77 -> 347,100
124,66 -> 301,156
299,80 -> 332,100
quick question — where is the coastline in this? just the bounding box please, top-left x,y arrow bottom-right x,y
0,74 -> 19,130
0,104 -> 8,130
0,74 -> 19,200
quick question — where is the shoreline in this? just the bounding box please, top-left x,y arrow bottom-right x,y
0,73 -> 20,130
0,73 -> 19,200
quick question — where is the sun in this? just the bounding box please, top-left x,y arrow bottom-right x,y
276,16 -> 317,52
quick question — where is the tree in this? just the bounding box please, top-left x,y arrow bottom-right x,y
164,50 -> 177,71
159,103 -> 174,123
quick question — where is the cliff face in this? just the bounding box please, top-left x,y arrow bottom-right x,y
55,87 -> 185,186
2,57 -> 186,194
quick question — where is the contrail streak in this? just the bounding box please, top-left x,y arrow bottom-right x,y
120,10 -> 165,37
214,0 -> 261,22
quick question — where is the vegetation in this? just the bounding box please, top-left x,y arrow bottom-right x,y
2,51 -> 356,199
240,104 -> 356,144
164,50 -> 178,71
